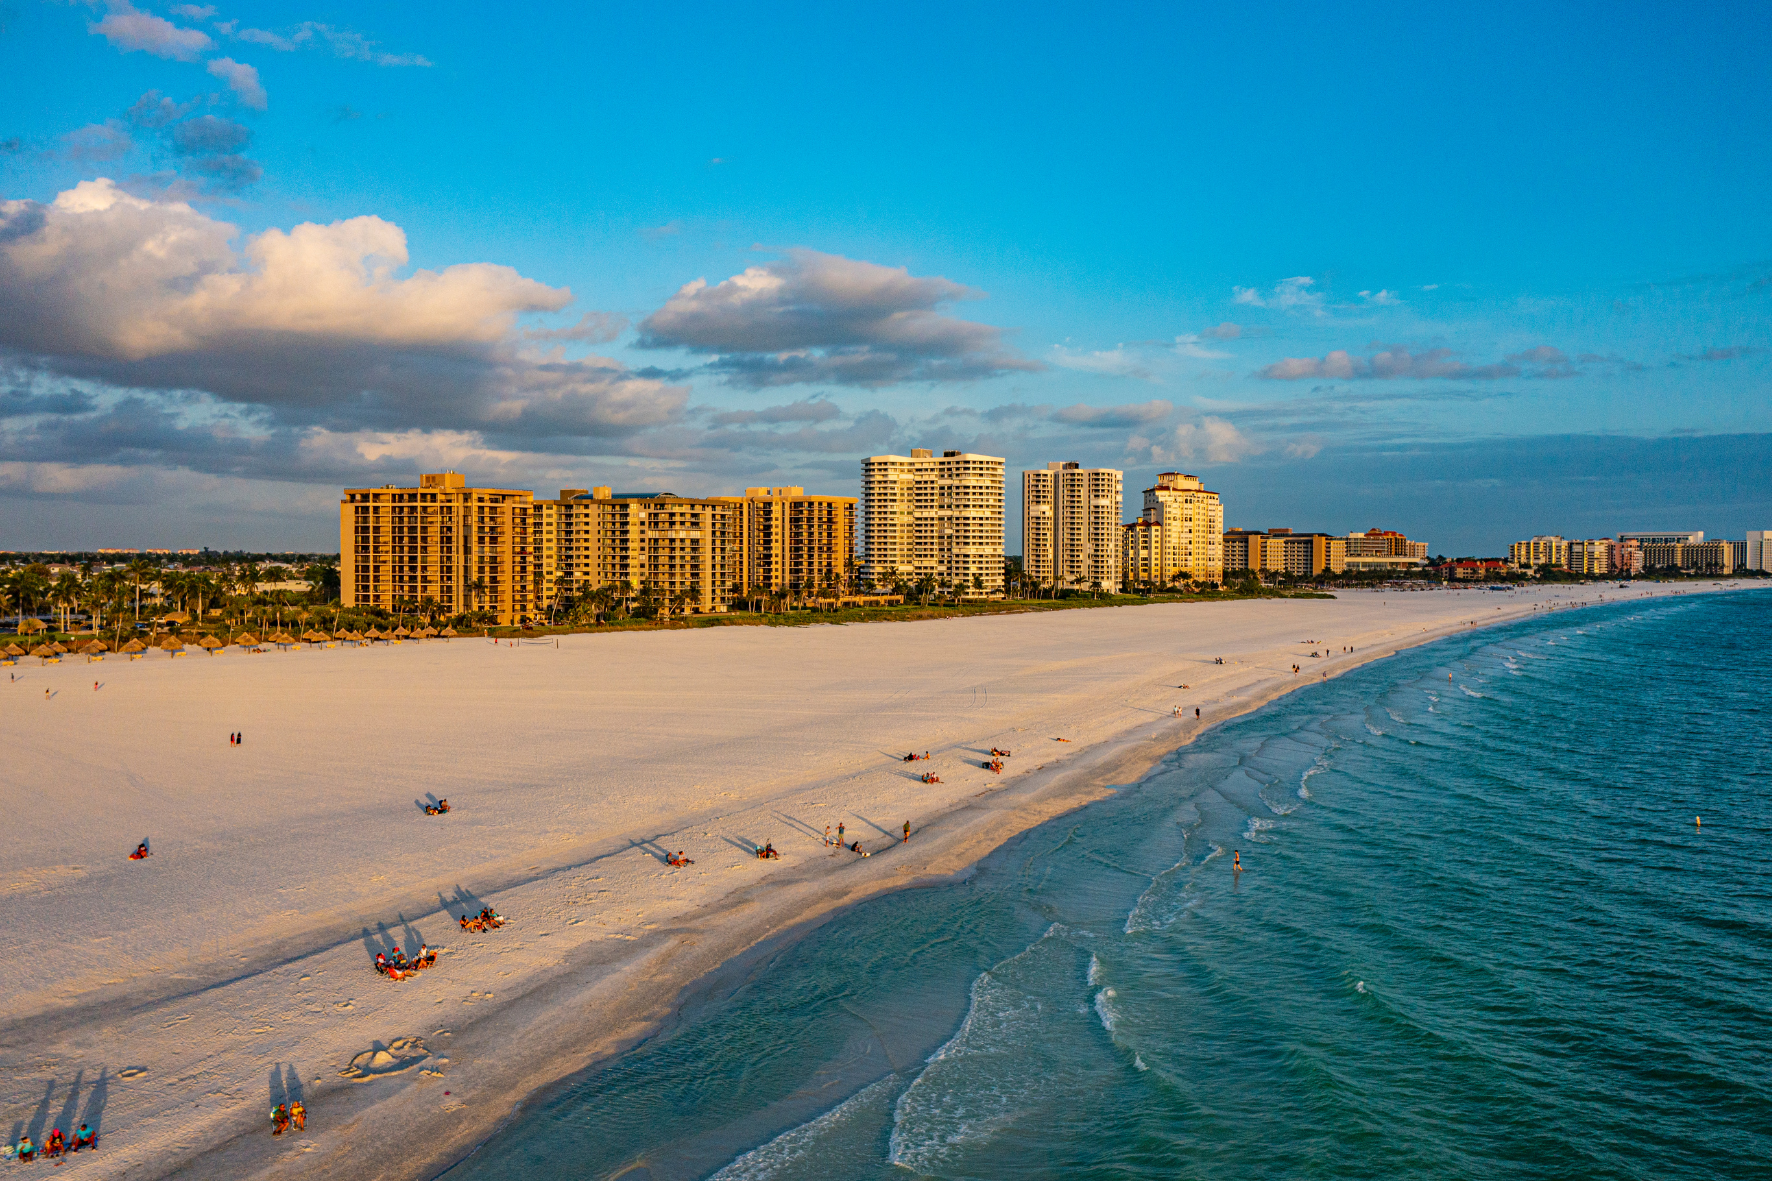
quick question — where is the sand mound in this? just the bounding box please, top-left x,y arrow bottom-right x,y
340,1036 -> 429,1080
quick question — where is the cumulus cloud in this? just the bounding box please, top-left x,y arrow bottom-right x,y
1052,400 -> 1173,427
0,180 -> 685,455
1128,417 -> 1258,465
90,2 -> 212,60
207,57 -> 267,109
238,22 -> 432,67
1233,276 -> 1324,314
636,248 -> 1040,388
1049,344 -> 1151,378
1358,289 -> 1400,305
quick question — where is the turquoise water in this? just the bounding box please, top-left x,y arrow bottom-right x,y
446,591 -> 1772,1180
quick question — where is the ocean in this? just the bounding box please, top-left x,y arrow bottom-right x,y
444,590 -> 1772,1180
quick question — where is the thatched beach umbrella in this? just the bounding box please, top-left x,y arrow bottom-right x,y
16,618 -> 47,635
420,625 -> 438,637
341,629 -> 362,643
120,639 -> 147,654
270,631 -> 296,648
365,626 -> 387,641
198,635 -> 225,653
160,611 -> 189,624
3,643 -> 25,657
82,640 -> 108,655
440,626 -> 458,638
30,643 -> 56,659
160,636 -> 184,653
301,629 -> 329,644
392,625 -> 412,638
234,631 -> 261,647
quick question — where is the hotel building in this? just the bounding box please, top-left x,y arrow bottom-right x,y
1748,531 -> 1771,572
1509,535 -> 1570,569
341,472 -> 537,623
861,450 -> 1005,595
1120,472 -> 1223,587
732,486 -> 857,597
1342,528 -> 1429,572
1567,538 -> 1617,575
1022,463 -> 1123,592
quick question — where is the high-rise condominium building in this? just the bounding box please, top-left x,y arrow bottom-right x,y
1748,531 -> 1771,572
729,486 -> 857,596
341,472 -> 538,623
1567,538 -> 1616,575
1022,462 -> 1123,592
1509,535 -> 1569,569
861,449 -> 1005,595
1121,473 -> 1223,586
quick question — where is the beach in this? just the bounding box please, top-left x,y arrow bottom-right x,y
0,583 -> 1726,1179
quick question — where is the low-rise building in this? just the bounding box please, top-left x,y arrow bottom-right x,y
1343,528 -> 1429,572
1446,560 -> 1512,580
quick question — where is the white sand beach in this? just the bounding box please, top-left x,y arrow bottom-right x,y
0,583 -> 1733,1179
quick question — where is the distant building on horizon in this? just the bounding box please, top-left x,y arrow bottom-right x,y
1744,530 -> 1770,571
1223,528 -> 1344,578
1342,529 -> 1429,573
1022,462 -> 1122,593
861,449 -> 1005,596
1509,535 -> 1569,569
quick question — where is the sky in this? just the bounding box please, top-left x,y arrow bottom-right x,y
1,0 -> 1769,556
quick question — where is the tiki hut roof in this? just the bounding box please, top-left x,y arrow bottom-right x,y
159,611 -> 190,623
198,635 -> 225,649
160,636 -> 184,652
81,640 -> 108,654
30,644 -> 56,657
420,625 -> 438,637
301,629 -> 330,642
342,629 -> 363,641
3,643 -> 25,657
234,632 -> 261,646
49,641 -> 69,653
270,631 -> 297,645
120,639 -> 147,654
364,626 -> 387,639
16,618 -> 47,634
440,626 -> 458,637
392,625 -> 412,637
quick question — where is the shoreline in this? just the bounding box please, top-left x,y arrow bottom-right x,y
5,583 -> 1754,1181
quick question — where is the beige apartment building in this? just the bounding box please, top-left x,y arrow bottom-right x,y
731,486 -> 857,596
1022,463 -> 1123,592
345,474 -> 855,623
1223,528 -> 1347,577
1567,538 -> 1616,575
340,472 -> 538,624
861,449 -> 1005,595
1509,535 -> 1570,569
1120,473 -> 1223,587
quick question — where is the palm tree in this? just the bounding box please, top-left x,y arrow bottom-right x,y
466,577 -> 488,614
126,559 -> 153,623
51,572 -> 81,634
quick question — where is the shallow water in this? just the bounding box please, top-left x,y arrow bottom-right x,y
446,591 -> 1772,1180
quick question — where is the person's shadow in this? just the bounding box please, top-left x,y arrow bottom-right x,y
80,1070 -> 108,1138
269,1065 -> 286,1115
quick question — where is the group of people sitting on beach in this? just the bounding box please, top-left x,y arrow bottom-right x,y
270,1101 -> 307,1135
8,1124 -> 97,1161
754,842 -> 780,859
373,944 -> 437,981
920,771 -> 941,784
458,907 -> 505,932
666,850 -> 694,867
901,751 -> 930,762
423,798 -> 451,815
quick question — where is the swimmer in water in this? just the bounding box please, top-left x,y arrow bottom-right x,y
1233,851 -> 1242,873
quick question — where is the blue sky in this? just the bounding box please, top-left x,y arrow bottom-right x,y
2,0 -> 1769,554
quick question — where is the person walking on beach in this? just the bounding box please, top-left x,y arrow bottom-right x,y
903,821 -> 911,843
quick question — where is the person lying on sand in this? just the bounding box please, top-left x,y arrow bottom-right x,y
129,840 -> 149,860
990,748 -> 1012,757
754,842 -> 780,860
667,851 -> 695,867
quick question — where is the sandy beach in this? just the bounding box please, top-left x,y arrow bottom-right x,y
0,583 -> 1735,1179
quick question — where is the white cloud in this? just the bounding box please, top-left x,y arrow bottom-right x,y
1127,416 -> 1257,464
1257,345 -> 1522,381
1052,400 -> 1173,427
0,180 -> 682,442
1049,344 -> 1151,378
1358,289 -> 1400,305
1171,334 -> 1234,360
1232,276 -> 1323,313
237,22 -> 432,67
90,2 -> 212,61
206,57 -> 267,109
637,249 -> 1040,387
